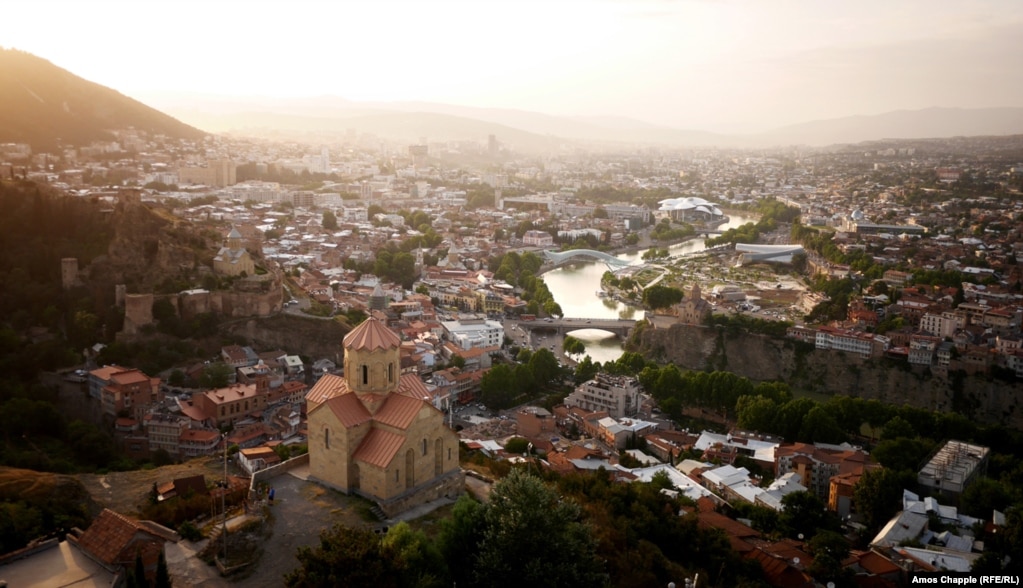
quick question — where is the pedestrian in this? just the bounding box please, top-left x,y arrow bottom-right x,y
268,486 -> 275,505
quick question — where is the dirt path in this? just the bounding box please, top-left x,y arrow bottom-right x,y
77,457 -> 231,515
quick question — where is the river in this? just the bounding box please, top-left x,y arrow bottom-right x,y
542,212 -> 759,363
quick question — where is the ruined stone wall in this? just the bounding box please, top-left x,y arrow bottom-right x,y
122,293 -> 154,336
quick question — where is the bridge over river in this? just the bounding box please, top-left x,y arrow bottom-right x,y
514,317 -> 636,338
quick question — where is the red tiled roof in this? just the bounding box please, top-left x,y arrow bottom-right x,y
74,509 -> 163,566
856,550 -> 900,575
179,429 -> 220,443
177,400 -> 209,422
110,370 -> 150,385
696,510 -> 761,540
352,428 -> 405,468
323,393 -> 372,428
344,317 -> 401,351
306,374 -> 349,406
395,374 -> 431,401
374,394 -> 424,431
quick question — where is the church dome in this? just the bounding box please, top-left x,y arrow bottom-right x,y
344,317 -> 401,352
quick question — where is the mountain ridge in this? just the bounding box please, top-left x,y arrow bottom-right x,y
0,48 -> 205,151
152,92 -> 1023,149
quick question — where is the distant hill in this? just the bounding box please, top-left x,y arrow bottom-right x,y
0,49 -> 205,151
140,88 -> 1023,149
150,94 -> 725,150
755,107 -> 1023,146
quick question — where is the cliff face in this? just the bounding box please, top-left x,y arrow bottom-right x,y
221,314 -> 349,364
632,323 -> 1023,428
86,197 -> 209,297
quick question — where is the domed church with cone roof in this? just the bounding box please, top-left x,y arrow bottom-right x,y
305,317 -> 463,516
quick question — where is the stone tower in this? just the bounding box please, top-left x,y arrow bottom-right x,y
342,318 -> 402,399
61,258 -> 79,290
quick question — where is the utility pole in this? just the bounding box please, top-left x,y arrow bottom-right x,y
222,433 -> 228,565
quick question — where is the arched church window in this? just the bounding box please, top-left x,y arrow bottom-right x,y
362,364 -> 368,385
325,428 -> 330,449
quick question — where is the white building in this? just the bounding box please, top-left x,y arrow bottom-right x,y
522,230 -> 554,247
919,312 -> 966,339
564,373 -> 641,419
815,326 -> 879,358
441,318 -> 504,351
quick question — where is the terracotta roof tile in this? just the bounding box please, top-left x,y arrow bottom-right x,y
353,428 -> 406,468
74,509 -> 162,566
323,393 -> 373,428
343,318 -> 401,351
374,394 -> 424,430
306,374 -> 349,407
395,374 -> 431,400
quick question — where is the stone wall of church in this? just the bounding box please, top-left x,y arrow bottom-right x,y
377,469 -> 465,518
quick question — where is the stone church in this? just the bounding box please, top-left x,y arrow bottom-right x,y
306,318 -> 463,516
213,227 -> 255,277
675,282 -> 713,325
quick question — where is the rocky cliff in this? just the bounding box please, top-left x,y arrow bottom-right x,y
221,314 -> 349,364
631,323 -> 1023,428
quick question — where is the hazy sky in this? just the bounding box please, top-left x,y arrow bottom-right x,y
5,0 -> 1023,131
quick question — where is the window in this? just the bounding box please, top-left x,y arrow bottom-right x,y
362,365 -> 368,385
422,439 -> 428,456
388,362 -> 394,383
325,428 -> 330,449
395,469 -> 399,482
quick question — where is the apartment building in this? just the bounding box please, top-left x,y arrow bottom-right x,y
196,383 -> 267,428
441,318 -> 504,351
97,368 -> 162,420
815,326 -> 880,358
564,373 -> 641,419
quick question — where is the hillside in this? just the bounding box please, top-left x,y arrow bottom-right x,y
754,107 -> 1023,146
0,466 -> 96,553
0,48 -> 205,151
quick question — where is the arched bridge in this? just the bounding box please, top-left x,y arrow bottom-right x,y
516,318 -> 636,338
542,249 -> 632,269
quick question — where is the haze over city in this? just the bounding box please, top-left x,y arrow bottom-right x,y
6,0 -> 1023,133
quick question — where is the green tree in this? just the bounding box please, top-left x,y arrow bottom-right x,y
798,406 -> 846,444
322,210 -> 338,230
806,530 -> 850,585
155,550 -> 172,588
642,285 -> 684,309
880,415 -> 917,440
199,362 -> 233,389
285,525 -> 403,587
563,336 -> 585,355
473,469 -> 605,588
780,491 -> 833,540
573,356 -> 599,384
527,348 -> 560,388
854,467 -> 912,533
449,354 -> 466,370
480,364 -> 519,410
736,395 -> 779,433
959,478 -> 1013,519
437,495 -> 484,588
774,397 -> 817,441
871,437 -> 934,472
